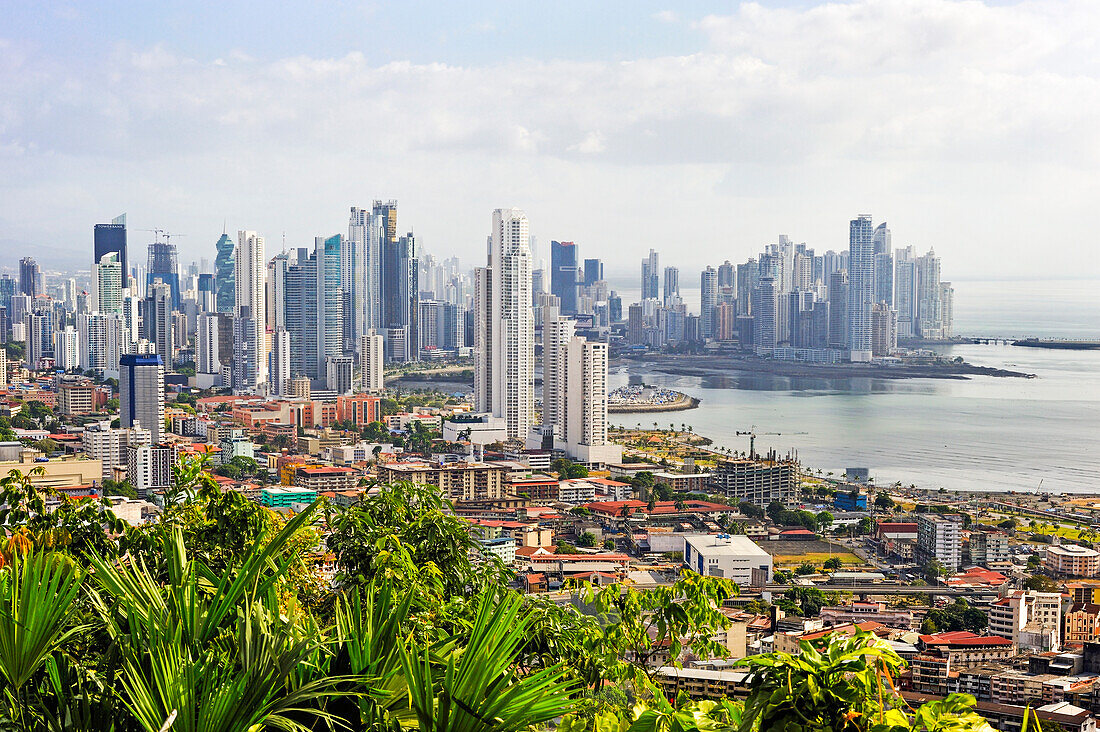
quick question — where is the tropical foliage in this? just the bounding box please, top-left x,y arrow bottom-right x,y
0,467 -> 1006,732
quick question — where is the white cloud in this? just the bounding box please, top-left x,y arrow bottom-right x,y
653,10 -> 678,24
1,1 -> 1100,278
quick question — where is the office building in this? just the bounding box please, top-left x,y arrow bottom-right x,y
234,231 -> 266,391
916,514 -> 962,572
847,215 -> 874,361
315,235 -> 345,375
382,231 -> 418,363
214,232 -> 235,314
474,208 -> 533,440
119,353 -> 164,443
94,215 -> 128,291
550,240 -> 579,314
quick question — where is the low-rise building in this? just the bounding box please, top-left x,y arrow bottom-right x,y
683,534 -> 772,586
707,459 -> 798,506
293,465 -> 358,493
379,461 -> 507,502
261,486 -> 317,508
819,601 -> 914,630
1047,545 -> 1100,578
989,591 -> 1062,654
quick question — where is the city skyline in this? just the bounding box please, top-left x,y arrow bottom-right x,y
4,1 -> 1100,278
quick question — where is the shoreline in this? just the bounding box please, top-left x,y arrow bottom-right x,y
616,354 -> 1031,381
609,392 -> 699,414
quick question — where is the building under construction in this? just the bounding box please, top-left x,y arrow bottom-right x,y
708,456 -> 799,507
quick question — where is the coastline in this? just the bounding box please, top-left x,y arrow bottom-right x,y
616,353 -> 1031,381
609,392 -> 699,413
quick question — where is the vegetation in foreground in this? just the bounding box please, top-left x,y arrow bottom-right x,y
0,462 -> 1016,731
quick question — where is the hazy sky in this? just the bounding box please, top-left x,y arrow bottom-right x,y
2,0 -> 1099,279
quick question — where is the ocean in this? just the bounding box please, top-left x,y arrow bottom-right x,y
607,279 -> 1100,494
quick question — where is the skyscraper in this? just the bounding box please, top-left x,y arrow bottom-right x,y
717,261 -> 735,290
474,208 -> 533,440
120,353 -> 165,443
316,235 -> 345,375
360,330 -> 384,392
894,247 -> 917,338
144,280 -> 174,366
847,215 -> 875,362
641,249 -> 660,300
700,266 -> 718,339
214,232 -> 235,314
18,258 -> 39,298
382,232 -> 418,362
583,258 -> 603,287
285,249 -> 318,379
147,241 -> 181,309
235,231 -> 266,391
550,241 -> 579,315
94,252 -> 124,315
752,277 -> 777,354
828,270 -> 849,349
347,207 -> 377,351
664,266 -> 680,307
872,222 -> 893,306
94,214 -> 128,291
271,328 -> 291,396
55,326 -> 79,371
916,249 -> 943,338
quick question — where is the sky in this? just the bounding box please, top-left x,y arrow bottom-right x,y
2,0 -> 1099,279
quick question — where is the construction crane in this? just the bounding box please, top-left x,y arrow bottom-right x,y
735,425 -> 757,459
161,232 -> 186,246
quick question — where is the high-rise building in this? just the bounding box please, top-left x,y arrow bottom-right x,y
752,277 -> 777,354
234,231 -> 266,391
326,355 -> 354,395
119,353 -> 165,443
360,330 -> 384,393
381,231 -> 418,362
94,215 -> 128,292
196,312 -> 232,378
540,309 -> 619,463
916,249 -> 943,338
315,235 -> 345,375
285,251 -> 318,379
828,270 -> 849,349
18,258 -> 39,298
873,222 -> 893,306
147,241 -> 181,309
940,282 -> 954,338
550,241 -> 579,315
474,208 -> 533,440
55,326 -> 79,371
847,215 -> 875,361
94,252 -> 124,315
583,258 -> 603,287
144,280 -> 174,367
736,259 -> 758,316
663,267 -> 680,308
871,302 -> 897,357
197,273 -> 216,312
271,328 -> 291,396
214,232 -> 235,314
717,260 -> 735,291
641,249 -> 660,300
700,267 -> 718,339
894,247 -> 917,338
916,514 -> 961,572
232,307 -> 258,394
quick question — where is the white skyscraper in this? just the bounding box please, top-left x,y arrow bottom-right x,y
55,326 -> 79,371
360,330 -> 384,393
234,231 -> 267,391
272,327 -> 291,396
539,312 -> 621,464
93,252 -> 124,315
474,208 -> 534,440
847,215 -> 875,362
